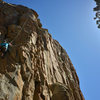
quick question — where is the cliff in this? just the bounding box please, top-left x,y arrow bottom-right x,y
0,1 -> 84,100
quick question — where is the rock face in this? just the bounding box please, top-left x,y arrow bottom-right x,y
0,1 -> 84,100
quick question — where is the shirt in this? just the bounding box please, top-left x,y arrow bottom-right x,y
0,43 -> 9,51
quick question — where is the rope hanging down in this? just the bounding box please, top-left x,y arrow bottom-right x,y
10,18 -> 29,44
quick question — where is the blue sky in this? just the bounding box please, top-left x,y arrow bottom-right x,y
4,0 -> 100,100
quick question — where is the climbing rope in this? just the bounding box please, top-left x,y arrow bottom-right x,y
10,18 -> 29,44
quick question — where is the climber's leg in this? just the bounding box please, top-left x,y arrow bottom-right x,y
0,47 -> 7,57
0,45 -> 2,52
0,46 -> 4,57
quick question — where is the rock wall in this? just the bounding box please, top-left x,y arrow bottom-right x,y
0,1 -> 84,100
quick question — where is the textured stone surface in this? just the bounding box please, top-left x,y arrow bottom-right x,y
0,1 -> 84,100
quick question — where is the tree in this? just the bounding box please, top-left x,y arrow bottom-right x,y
94,0 -> 100,28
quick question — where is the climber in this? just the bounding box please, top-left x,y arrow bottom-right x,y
0,42 -> 11,57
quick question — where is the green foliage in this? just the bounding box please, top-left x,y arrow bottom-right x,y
94,0 -> 100,28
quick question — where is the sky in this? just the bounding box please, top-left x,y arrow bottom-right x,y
3,0 -> 100,100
